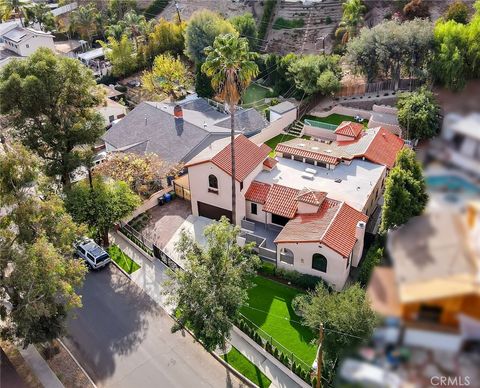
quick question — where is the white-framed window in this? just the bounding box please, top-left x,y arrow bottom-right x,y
208,174 -> 218,193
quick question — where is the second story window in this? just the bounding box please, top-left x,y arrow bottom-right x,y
208,174 -> 218,193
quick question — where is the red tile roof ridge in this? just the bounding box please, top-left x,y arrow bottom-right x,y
335,121 -> 364,138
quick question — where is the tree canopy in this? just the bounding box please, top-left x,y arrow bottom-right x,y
184,10 -> 236,63
65,177 -> 140,245
99,35 -> 137,78
163,217 -> 260,352
397,88 -> 440,140
141,53 -> 191,101
443,0 -> 471,24
288,54 -> 342,95
0,49 -> 104,186
229,13 -> 258,51
294,283 -> 378,381
380,148 -> 428,232
336,0 -> 366,44
0,144 -> 86,347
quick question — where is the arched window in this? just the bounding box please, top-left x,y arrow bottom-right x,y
280,248 -> 294,265
312,253 -> 327,272
208,174 -> 218,192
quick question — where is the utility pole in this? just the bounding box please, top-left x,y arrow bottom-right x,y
174,0 -> 182,23
316,323 -> 324,388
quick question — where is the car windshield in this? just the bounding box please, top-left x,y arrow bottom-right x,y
95,254 -> 109,263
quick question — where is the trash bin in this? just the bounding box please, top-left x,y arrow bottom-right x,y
164,193 -> 172,203
158,196 -> 165,206
169,190 -> 176,199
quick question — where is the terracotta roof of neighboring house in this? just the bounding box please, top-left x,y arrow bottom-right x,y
263,184 -> 299,218
322,203 -> 368,257
245,181 -> 271,204
275,199 -> 341,243
335,121 -> 364,138
208,135 -> 271,182
263,157 -> 278,169
275,143 -> 340,165
296,188 -> 327,206
363,127 -> 404,169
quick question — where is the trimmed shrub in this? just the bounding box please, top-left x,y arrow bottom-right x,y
358,244 -> 383,287
291,361 -> 297,373
265,342 -> 273,354
273,347 -> 279,358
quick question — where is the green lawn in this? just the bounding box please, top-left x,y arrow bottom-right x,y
241,276 -> 317,366
303,113 -> 368,128
241,83 -> 272,110
107,244 -> 141,274
264,134 -> 311,157
222,347 -> 271,388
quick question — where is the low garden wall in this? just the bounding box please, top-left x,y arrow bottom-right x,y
124,186 -> 172,223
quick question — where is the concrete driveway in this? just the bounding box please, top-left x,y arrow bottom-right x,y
63,265 -> 245,388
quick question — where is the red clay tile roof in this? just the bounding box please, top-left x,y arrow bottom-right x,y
245,181 -> 271,204
335,121 -> 364,138
275,199 -> 341,243
296,188 -> 327,206
362,128 -> 404,169
322,203 -> 368,257
263,157 -> 278,169
262,184 -> 299,218
275,200 -> 368,257
275,143 -> 339,165
210,135 -> 271,181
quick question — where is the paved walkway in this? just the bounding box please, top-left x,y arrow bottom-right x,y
18,345 -> 64,388
110,231 -> 306,388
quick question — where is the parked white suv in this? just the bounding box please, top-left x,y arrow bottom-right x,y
74,238 -> 111,270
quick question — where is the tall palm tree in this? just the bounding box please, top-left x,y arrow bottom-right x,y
336,0 -> 366,44
202,34 -> 259,225
70,4 -> 97,44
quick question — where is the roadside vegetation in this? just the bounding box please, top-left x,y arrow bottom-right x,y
107,244 -> 141,274
222,347 -> 271,388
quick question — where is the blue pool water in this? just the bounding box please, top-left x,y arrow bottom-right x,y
426,175 -> 480,194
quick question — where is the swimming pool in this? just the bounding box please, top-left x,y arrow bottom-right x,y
426,175 -> 480,194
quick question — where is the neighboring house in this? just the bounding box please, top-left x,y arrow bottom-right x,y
432,113 -> 480,177
367,203 -> 480,350
95,85 -> 127,127
185,123 -> 404,290
54,39 -> 86,58
1,26 -> 54,57
102,95 -> 268,166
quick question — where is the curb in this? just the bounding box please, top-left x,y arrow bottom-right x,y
57,339 -> 97,388
110,259 -> 132,279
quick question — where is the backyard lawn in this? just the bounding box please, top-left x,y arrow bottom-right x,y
240,276 -> 317,366
303,113 -> 368,128
107,244 -> 141,274
222,347 -> 271,388
264,134 -> 311,157
241,83 -> 272,110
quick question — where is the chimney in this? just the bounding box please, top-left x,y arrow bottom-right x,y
351,221 -> 366,267
174,104 -> 183,119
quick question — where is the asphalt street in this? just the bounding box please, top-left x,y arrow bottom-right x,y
63,265 -> 246,388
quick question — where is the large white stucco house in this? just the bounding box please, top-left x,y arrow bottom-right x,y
185,121 -> 404,290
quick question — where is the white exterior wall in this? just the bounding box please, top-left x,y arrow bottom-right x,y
188,161 -> 264,225
303,125 -> 336,141
246,200 -> 268,223
277,241 -> 351,290
250,109 -> 297,145
362,168 -> 386,216
17,35 -> 55,56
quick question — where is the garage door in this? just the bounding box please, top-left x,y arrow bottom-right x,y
197,202 -> 232,222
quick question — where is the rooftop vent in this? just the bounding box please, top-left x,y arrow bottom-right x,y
301,172 -> 314,180
305,167 -> 317,175
325,149 -> 332,153
298,143 -> 306,147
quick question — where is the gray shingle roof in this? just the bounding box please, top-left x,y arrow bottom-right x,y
102,102 -> 214,164
215,109 -> 268,133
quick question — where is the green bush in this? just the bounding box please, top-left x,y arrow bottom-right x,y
272,17 -> 305,30
273,347 -> 279,358
258,0 -> 276,43
325,16 -> 332,24
291,361 -> 297,373
358,244 -> 384,287
258,264 -> 331,291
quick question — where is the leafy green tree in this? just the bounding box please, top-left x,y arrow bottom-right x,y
24,3 -> 55,31
288,54 -> 341,95
65,177 -> 140,246
99,35 -> 137,77
443,0 -> 470,24
105,22 -> 127,40
184,10 -> 236,63
70,4 -> 99,43
346,19 -> 433,83
163,217 -> 260,352
380,149 -> 428,232
397,88 -> 440,140
195,62 -> 215,98
147,17 -> 186,58
0,49 -> 104,186
294,283 -> 378,381
0,0 -> 24,24
230,13 -> 258,51
202,34 -> 259,224
0,144 -> 86,347
142,53 -> 191,101
108,0 -> 136,22
336,0 -> 366,44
